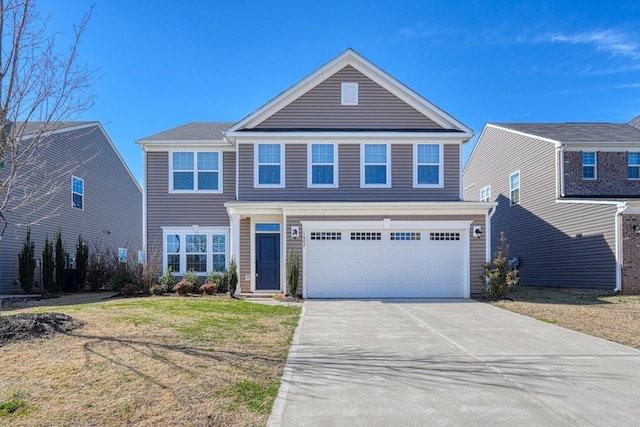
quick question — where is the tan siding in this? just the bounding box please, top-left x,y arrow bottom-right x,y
238,143 -> 460,201
468,215 -> 486,296
239,218 -> 251,293
463,126 -> 617,289
285,219 -> 303,296
146,151 -> 235,272
254,66 -> 444,130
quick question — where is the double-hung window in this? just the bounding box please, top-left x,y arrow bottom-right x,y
582,152 -> 596,180
480,186 -> 491,202
628,153 -> 640,180
163,228 -> 228,275
361,143 -> 390,187
510,171 -> 520,205
308,143 -> 337,187
414,144 -> 442,187
170,151 -> 221,192
255,143 -> 284,187
72,176 -> 84,209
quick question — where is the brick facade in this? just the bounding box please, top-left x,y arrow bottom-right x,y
564,151 -> 640,197
622,215 -> 640,294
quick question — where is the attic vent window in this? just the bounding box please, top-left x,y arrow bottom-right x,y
341,82 -> 358,105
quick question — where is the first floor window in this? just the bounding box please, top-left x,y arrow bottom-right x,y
510,171 -> 520,205
72,176 -> 84,209
582,152 -> 596,179
362,143 -> 390,187
480,186 -> 491,202
629,153 -> 640,179
164,228 -> 228,274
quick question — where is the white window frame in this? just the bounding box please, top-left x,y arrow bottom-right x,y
307,143 -> 338,188
169,151 -> 222,193
510,171 -> 520,206
413,143 -> 443,188
582,152 -> 597,180
254,143 -> 285,188
480,185 -> 491,202
341,82 -> 358,105
628,152 -> 640,180
71,175 -> 84,210
360,143 -> 391,188
161,227 -> 229,276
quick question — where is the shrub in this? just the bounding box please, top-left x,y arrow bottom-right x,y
228,258 -> 238,296
86,246 -> 115,291
182,269 -> 200,288
481,232 -> 519,299
109,263 -> 138,292
286,250 -> 300,297
121,283 -> 138,296
42,235 -> 55,292
200,282 -> 218,295
18,228 -> 35,293
206,270 -> 223,286
149,284 -> 164,296
158,267 -> 176,293
55,230 -> 66,292
75,235 -> 89,291
173,279 -> 194,296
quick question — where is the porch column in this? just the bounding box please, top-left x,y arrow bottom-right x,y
231,214 -> 241,296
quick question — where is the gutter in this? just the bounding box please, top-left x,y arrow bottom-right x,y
615,203 -> 628,292
557,144 -> 566,198
486,204 -> 497,261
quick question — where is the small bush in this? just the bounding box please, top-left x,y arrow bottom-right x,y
75,235 -> 89,291
481,232 -> 519,299
173,279 -> 194,296
42,235 -> 55,292
86,246 -> 115,291
109,264 -> 138,292
149,284 -> 164,296
286,250 -> 300,297
182,269 -> 199,288
206,270 -> 223,286
200,283 -> 218,295
228,258 -> 238,296
159,267 -> 176,293
121,283 -> 138,296
18,228 -> 35,293
55,230 -> 66,292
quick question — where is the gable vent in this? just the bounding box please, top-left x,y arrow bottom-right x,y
341,82 -> 358,105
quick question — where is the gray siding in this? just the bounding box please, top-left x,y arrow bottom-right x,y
1,124 -> 142,293
239,218 -> 251,293
238,143 -> 460,201
254,66 -> 444,130
464,126 -> 617,289
564,151 -> 640,197
145,151 -> 235,270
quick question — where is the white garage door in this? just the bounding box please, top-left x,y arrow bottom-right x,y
305,227 -> 468,299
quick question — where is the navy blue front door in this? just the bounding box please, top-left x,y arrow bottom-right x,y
256,233 -> 280,291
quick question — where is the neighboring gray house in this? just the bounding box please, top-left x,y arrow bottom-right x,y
463,119 -> 640,293
138,49 -> 493,299
0,122 -> 143,293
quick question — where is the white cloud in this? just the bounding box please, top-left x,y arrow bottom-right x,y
538,29 -> 640,60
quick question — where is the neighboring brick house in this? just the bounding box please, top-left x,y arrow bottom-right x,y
138,49 -> 494,299
463,119 -> 640,293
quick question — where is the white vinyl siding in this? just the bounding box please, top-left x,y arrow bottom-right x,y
361,143 -> 391,188
582,152 -> 596,180
308,143 -> 338,187
414,144 -> 443,187
510,171 -> 520,205
169,151 -> 221,193
162,227 -> 229,275
255,143 -> 285,188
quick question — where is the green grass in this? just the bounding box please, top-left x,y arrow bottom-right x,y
222,380 -> 281,415
0,392 -> 28,417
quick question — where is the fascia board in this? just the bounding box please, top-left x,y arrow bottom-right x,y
226,131 -> 471,141
487,124 -> 562,147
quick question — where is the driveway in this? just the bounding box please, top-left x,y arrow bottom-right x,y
268,300 -> 640,426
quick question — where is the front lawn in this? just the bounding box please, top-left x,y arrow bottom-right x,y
0,295 -> 300,426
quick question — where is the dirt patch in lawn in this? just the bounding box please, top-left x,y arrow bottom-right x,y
0,313 -> 84,346
488,286 -> 640,349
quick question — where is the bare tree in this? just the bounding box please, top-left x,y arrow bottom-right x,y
0,0 -> 94,236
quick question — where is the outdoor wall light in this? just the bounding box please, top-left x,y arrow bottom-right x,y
291,226 -> 299,239
634,225 -> 640,235
473,226 -> 482,238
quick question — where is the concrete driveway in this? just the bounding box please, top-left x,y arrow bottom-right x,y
268,300 -> 640,426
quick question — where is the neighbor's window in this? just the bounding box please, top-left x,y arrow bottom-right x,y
164,229 -> 228,275
72,176 -> 84,209
308,143 -> 337,187
256,143 -> 284,187
118,248 -> 128,263
480,186 -> 491,202
170,151 -> 220,192
629,153 -> 640,180
362,143 -> 390,187
414,144 -> 442,186
510,171 -> 520,205
582,152 -> 596,179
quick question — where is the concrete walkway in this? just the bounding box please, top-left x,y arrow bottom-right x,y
269,300 -> 640,426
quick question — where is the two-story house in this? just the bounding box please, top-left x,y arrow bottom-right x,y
138,49 -> 493,298
1,122 -> 143,293
463,119 -> 640,293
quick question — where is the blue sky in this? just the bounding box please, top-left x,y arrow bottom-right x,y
41,0 -> 640,185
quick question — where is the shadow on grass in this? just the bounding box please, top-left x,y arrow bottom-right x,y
500,285 -> 617,306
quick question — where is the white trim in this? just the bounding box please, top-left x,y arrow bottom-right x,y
231,131 -> 468,141
615,204 -> 628,292
413,143 -> 444,188
485,124 -> 562,147
160,226 -> 230,275
254,143 -> 285,188
480,185 -> 491,202
307,143 -> 338,188
168,150 -> 223,194
142,150 -> 148,266
360,143 -> 391,188
582,151 -> 597,180
509,171 -> 521,206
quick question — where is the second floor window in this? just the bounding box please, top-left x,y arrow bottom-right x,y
72,176 -> 84,209
361,143 -> 390,187
629,153 -> 640,180
510,171 -> 520,205
414,144 -> 442,187
171,151 -> 220,192
308,143 -> 337,187
582,152 -> 596,179
480,186 -> 491,202
256,143 -> 284,187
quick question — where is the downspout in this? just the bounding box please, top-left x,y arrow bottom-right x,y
614,202 -> 628,292
559,144 -> 566,198
486,204 -> 497,261
142,148 -> 148,265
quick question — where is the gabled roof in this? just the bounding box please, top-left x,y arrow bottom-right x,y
492,122 -> 640,144
137,122 -> 234,143
226,49 -> 472,139
15,121 -> 95,137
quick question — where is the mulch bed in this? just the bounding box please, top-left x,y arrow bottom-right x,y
0,313 -> 84,346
